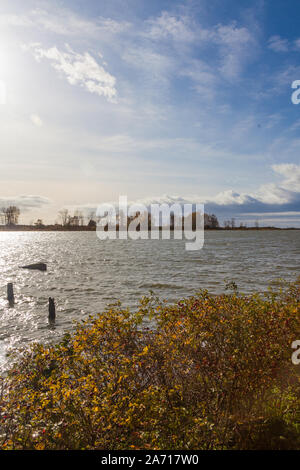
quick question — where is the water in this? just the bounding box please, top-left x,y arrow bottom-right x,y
0,230 -> 299,370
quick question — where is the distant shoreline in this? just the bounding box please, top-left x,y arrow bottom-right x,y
0,225 -> 298,231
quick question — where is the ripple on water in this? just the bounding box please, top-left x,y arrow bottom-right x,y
0,230 -> 299,371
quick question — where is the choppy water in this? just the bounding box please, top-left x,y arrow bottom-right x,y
0,230 -> 299,370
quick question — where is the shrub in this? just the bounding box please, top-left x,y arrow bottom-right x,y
0,279 -> 299,449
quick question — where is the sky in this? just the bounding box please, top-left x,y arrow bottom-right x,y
0,0 -> 300,227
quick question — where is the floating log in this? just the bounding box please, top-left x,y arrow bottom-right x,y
48,297 -> 56,324
21,263 -> 47,271
7,283 -> 14,306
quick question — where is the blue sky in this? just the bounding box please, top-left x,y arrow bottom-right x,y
0,0 -> 299,226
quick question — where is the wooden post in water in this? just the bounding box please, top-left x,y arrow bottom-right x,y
7,283 -> 14,306
48,297 -> 56,324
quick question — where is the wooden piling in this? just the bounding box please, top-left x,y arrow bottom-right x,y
7,283 -> 14,306
48,297 -> 56,324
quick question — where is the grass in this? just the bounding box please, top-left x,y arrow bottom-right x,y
0,279 -> 299,450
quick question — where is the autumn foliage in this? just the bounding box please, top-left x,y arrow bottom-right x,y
0,280 -> 299,450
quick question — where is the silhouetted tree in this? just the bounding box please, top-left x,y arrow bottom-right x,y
34,219 -> 44,228
210,214 -> 219,228
1,206 -> 20,225
88,219 -> 96,228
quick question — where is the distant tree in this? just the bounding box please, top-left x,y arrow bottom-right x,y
210,214 -> 219,228
88,219 -> 96,228
1,206 -> 20,225
34,219 -> 44,228
86,211 -> 96,227
72,210 -> 84,226
203,213 -> 219,229
58,209 -> 69,226
69,214 -> 79,227
255,219 -> 259,229
88,211 -> 105,227
184,212 -> 219,230
127,211 -> 141,229
78,213 -> 85,226
231,217 -> 236,229
88,211 -> 95,221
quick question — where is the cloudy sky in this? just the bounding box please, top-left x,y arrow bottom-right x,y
0,0 -> 300,226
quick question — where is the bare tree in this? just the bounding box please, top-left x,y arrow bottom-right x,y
78,212 -> 85,226
87,211 -> 96,226
58,209 -> 69,226
210,214 -> 219,228
1,206 -> 20,225
74,210 -> 84,226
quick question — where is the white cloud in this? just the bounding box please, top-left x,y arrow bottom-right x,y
213,23 -> 256,80
122,47 -> 175,83
67,164 -> 300,220
145,11 -> 196,42
267,35 -> 300,54
23,43 -> 117,102
31,8 -> 130,37
0,195 -> 51,211
271,163 -> 300,192
268,35 -> 289,52
204,163 -> 300,208
30,114 -> 43,127
144,13 -> 256,82
0,14 -> 33,28
140,164 -> 300,211
179,59 -> 216,99
201,164 -> 300,207
0,8 -> 130,37
240,211 -> 300,216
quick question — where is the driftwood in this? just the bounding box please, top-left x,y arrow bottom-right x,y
21,263 -> 47,271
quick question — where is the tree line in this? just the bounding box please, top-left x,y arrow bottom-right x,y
0,206 -> 273,230
0,206 -> 221,229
